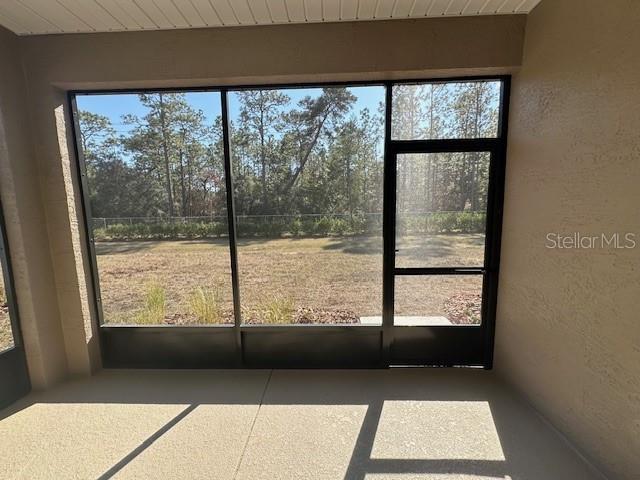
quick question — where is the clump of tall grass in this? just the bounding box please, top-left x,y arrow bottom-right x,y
261,296 -> 295,324
189,286 -> 223,324
134,282 -> 166,324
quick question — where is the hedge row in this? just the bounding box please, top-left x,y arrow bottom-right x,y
92,212 -> 486,241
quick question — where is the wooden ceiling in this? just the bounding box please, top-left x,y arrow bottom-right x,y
0,0 -> 541,35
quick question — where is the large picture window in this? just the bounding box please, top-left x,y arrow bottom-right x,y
71,77 -> 509,368
76,92 -> 234,326
229,86 -> 384,325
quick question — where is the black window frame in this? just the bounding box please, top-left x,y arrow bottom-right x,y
0,194 -> 31,408
69,75 -> 510,369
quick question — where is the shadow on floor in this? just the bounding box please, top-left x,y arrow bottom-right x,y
0,369 -> 603,480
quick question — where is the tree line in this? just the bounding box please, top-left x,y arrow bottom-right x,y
79,82 -> 498,235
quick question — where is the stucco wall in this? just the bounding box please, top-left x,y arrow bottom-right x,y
19,14 -> 525,89
0,27 -> 68,388
495,1 -> 640,479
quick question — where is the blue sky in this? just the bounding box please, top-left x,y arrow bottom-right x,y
76,86 -> 384,136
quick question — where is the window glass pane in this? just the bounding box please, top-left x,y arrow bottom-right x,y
229,86 -> 385,325
0,259 -> 15,352
395,152 -> 489,268
394,275 -> 483,326
77,92 -> 234,325
391,81 -> 500,140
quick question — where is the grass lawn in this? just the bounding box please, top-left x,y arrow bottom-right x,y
94,234 -> 485,326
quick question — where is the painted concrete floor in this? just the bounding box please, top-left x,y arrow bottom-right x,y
0,369 -> 603,480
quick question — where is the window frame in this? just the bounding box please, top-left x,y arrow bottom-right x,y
69,75 -> 510,369
0,194 -> 31,408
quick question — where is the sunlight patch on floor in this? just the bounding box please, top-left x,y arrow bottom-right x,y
372,401 -> 505,461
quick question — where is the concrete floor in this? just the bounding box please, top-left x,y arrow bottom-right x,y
0,369 -> 604,480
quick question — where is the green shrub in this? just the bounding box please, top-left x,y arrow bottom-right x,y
329,217 -> 349,236
91,212 -> 486,241
289,218 -> 303,237
301,217 -> 318,235
258,221 -> 285,238
314,217 -> 333,236
94,221 -> 227,240
237,221 -> 258,237
134,282 -> 166,324
189,286 -> 223,324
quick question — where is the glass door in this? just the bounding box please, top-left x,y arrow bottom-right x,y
386,148 -> 500,366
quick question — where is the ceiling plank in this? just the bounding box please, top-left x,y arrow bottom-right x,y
190,0 -> 223,25
172,0 -> 208,26
247,0 -> 271,23
461,0 -> 484,14
498,0 -> 522,13
96,0 -> 142,29
409,0 -> 433,17
284,0 -> 305,22
357,0 -> 377,19
124,0 -> 171,28
110,0 -> 157,28
230,0 -> 256,24
57,0 -> 125,31
340,0 -> 358,20
1,0 -> 59,33
19,0 -> 89,31
209,0 -> 240,25
323,0 -> 340,21
0,5 -> 28,34
392,0 -> 414,18
304,0 -> 322,21
428,0 -> 450,15
151,0 -> 189,27
479,0 -> 505,14
267,0 -> 289,22
375,0 -> 395,18
445,0 -> 469,15
515,0 -> 540,12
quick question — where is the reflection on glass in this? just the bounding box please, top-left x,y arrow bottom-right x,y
229,86 -> 385,325
0,262 -> 15,352
394,275 -> 483,326
77,92 -> 234,325
392,81 -> 500,140
395,152 -> 489,268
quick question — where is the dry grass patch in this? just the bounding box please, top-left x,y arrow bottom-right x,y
95,235 -> 484,325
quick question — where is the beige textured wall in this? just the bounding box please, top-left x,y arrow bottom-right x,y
19,15 -> 525,89
495,1 -> 640,479
0,26 -> 68,388
12,15 -> 526,381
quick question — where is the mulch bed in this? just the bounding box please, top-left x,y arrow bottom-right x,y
109,296 -> 481,326
443,293 -> 482,324
135,307 -> 361,325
